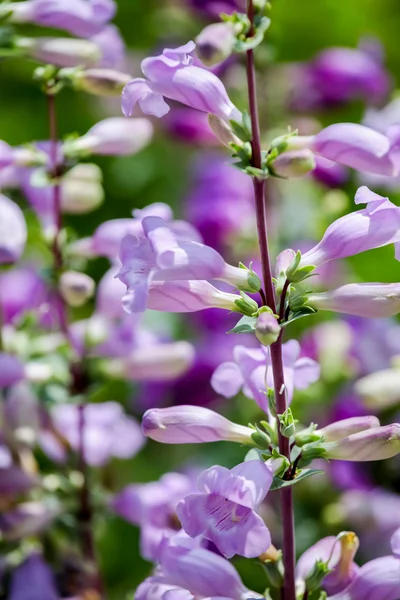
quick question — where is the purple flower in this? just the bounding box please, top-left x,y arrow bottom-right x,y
291,44 -> 391,110
308,283 -> 400,318
142,405 -> 254,444
121,42 -> 241,121
63,117 -> 153,157
0,194 -> 27,264
211,339 -> 320,411
195,22 -> 236,66
327,556 -> 400,600
290,124 -> 394,175
318,416 -> 381,442
324,424 -> 400,461
40,401 -> 144,466
0,353 -> 25,388
176,461 -> 273,558
0,266 -> 46,324
138,542 -> 262,600
9,553 -> 59,600
0,466 -> 37,496
10,0 -> 116,38
312,156 -> 349,188
90,24 -> 125,68
117,215 -> 258,313
188,0 -> 242,17
164,108 -> 219,145
297,533 -> 360,596
0,501 -> 56,542
298,187 -> 400,268
113,472 -> 195,561
16,36 -> 102,68
391,528 -> 400,559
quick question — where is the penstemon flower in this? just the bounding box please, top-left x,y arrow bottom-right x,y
121,41 -> 242,121
0,194 -> 27,264
308,282 -> 400,318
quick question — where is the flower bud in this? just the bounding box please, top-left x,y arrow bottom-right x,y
270,149 -> 316,178
275,248 -> 296,277
208,114 -> 241,147
142,405 -> 254,444
325,424 -> 400,461
59,67 -> 132,96
63,117 -> 153,157
61,164 -> 104,214
16,36 -> 101,68
0,194 -> 27,264
355,368 -> 400,410
255,312 -> 281,346
59,271 -> 95,307
318,416 -> 381,443
308,283 -> 400,318
195,22 -> 236,66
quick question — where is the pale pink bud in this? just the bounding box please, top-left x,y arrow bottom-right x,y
195,22 -> 236,66
255,312 -> 281,346
59,67 -> 132,96
325,424 -> 400,461
59,271 -> 95,307
142,405 -> 254,444
318,416 -> 381,442
271,149 -> 316,178
308,283 -> 400,318
16,36 -> 101,68
61,164 -> 104,214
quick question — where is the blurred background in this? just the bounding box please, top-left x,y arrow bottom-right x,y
2,0 -> 400,598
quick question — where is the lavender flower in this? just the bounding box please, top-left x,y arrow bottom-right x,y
122,42 -> 241,121
327,556 -> 400,600
308,283 -> 400,318
164,108 -> 219,145
391,528 -> 400,559
0,353 -> 25,388
211,340 -> 320,411
176,461 -> 273,558
318,416 -> 381,442
142,405 -> 254,444
297,187 -> 400,269
195,22 -> 236,66
8,553 -> 59,600
0,194 -> 27,264
324,424 -> 400,461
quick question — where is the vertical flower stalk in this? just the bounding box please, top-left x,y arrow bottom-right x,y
245,2 -> 296,598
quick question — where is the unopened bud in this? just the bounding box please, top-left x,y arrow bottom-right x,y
255,312 -> 281,346
208,114 -> 241,147
278,408 -> 296,438
196,22 -> 236,66
142,405 -> 255,444
63,117 -> 153,157
318,416 -> 381,443
61,164 -> 104,214
16,36 -> 101,68
270,149 -> 316,178
324,424 -> 400,461
59,271 -> 95,307
59,67 -> 132,96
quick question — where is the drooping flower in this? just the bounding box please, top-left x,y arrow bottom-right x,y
113,472 -> 196,561
116,216 -> 259,313
176,461 -> 273,558
40,401 -> 145,466
121,42 -> 241,121
0,194 -> 27,264
308,283 -> 400,318
142,405 -> 254,444
294,187 -> 400,269
211,339 -> 320,411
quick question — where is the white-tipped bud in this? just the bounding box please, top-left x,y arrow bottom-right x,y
59,271 -> 95,307
196,22 -> 236,66
61,164 -> 104,214
355,368 -> 400,410
208,114 -> 241,147
16,36 -> 101,68
271,150 -> 316,178
255,312 -> 281,346
59,67 -> 132,97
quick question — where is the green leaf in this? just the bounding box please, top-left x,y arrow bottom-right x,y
228,315 -> 257,334
244,448 -> 268,462
281,307 -> 317,327
270,469 -> 324,490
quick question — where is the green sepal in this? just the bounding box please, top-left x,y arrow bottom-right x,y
300,442 -> 329,466
305,559 -> 331,593
228,315 -> 257,334
281,306 -> 317,327
234,292 -> 259,316
244,447 -> 270,462
229,111 -> 252,142
270,469 -> 324,490
260,419 -> 278,446
289,265 -> 316,283
261,554 -> 284,589
233,16 -> 271,52
278,407 -> 297,438
295,423 -> 322,447
251,424 -> 272,449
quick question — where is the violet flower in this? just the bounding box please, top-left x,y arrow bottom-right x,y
176,461 -> 273,558
0,194 -> 27,264
117,215 -> 259,313
164,108 -> 219,145
296,187 -> 400,269
211,339 -> 320,411
327,556 -> 400,600
8,0 -> 116,38
142,405 -> 254,444
121,42 -> 241,121
113,472 -> 196,561
289,124 -> 394,175
138,542 -> 263,600
40,401 -> 144,466
308,283 -> 400,318
8,553 -> 59,600
0,353 -> 25,388
324,424 -> 400,461
391,528 -> 400,559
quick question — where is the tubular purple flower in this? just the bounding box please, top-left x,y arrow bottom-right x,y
59,66 -> 132,96
0,353 -> 25,388
15,36 -> 101,68
289,123 -> 394,175
0,194 -> 27,264
63,117 -> 153,157
90,24 -> 125,69
8,0 -> 116,38
255,312 -> 281,346
355,368 -> 400,410
324,424 -> 400,461
121,42 -> 241,121
142,405 -> 254,444
176,461 -> 273,558
271,149 -> 316,178
327,556 -> 400,600
308,283 -> 400,318
9,553 -> 59,600
318,416 -> 381,442
299,187 -> 400,268
391,528 -> 400,559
